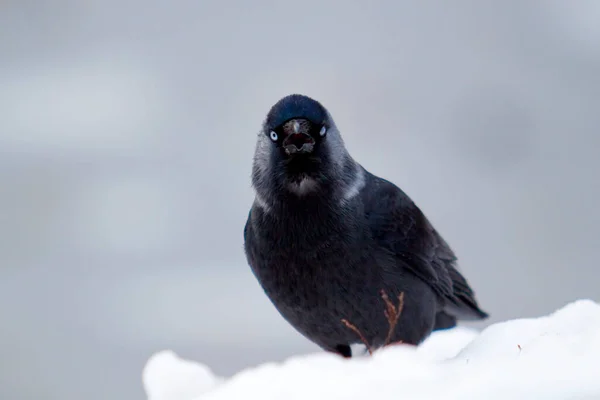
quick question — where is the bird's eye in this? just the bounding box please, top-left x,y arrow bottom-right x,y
269,131 -> 278,142
319,126 -> 327,137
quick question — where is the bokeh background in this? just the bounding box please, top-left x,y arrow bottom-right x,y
1,1 -> 599,399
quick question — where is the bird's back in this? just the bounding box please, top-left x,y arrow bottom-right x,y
359,170 -> 488,323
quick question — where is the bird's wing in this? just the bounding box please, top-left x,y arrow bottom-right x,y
364,175 -> 487,320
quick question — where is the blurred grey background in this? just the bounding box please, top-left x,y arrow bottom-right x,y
1,1 -> 599,399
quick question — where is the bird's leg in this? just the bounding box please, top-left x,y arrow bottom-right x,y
381,289 -> 405,346
340,319 -> 373,355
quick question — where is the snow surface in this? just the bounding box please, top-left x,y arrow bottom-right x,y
143,300 -> 600,400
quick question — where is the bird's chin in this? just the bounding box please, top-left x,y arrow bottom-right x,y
283,153 -> 321,172
279,153 -> 323,195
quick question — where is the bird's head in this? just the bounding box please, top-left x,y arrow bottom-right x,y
264,94 -> 328,157
252,94 -> 352,199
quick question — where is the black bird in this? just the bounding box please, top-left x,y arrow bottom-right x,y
243,94 -> 488,357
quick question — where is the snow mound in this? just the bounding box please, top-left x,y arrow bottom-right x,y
143,350 -> 221,400
143,300 -> 600,400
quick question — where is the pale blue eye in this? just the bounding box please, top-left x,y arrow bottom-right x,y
319,126 -> 327,137
269,131 -> 278,141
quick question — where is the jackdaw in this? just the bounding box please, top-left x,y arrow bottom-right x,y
244,94 -> 488,357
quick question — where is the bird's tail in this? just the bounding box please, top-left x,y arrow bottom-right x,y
432,311 -> 457,331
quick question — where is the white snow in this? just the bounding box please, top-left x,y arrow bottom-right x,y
143,351 -> 222,400
143,300 -> 600,400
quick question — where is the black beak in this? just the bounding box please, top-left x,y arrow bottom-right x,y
283,132 -> 315,155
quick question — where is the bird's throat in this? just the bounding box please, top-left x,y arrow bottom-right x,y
287,175 -> 319,196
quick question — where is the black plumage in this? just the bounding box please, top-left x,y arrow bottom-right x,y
244,94 -> 488,357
